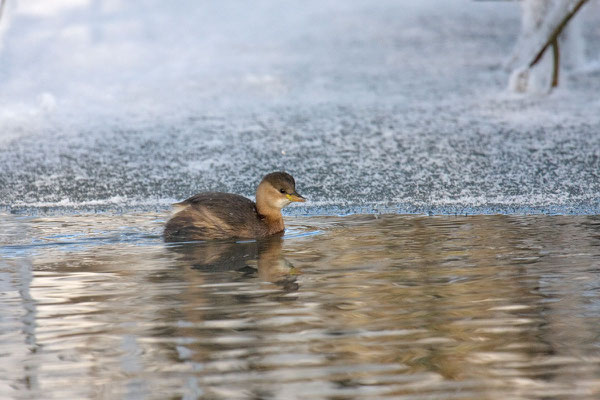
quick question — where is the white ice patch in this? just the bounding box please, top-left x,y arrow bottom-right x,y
508,61 -> 553,94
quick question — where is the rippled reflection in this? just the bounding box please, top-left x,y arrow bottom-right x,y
166,233 -> 298,290
1,214 -> 600,399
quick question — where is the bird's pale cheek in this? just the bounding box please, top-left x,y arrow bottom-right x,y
277,198 -> 292,208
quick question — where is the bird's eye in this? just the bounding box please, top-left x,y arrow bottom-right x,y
280,189 -> 286,194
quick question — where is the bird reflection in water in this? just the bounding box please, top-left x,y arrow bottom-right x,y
166,233 -> 299,291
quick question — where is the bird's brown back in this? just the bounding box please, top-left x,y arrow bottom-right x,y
164,192 -> 272,241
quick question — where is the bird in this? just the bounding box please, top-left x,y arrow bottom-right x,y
164,171 -> 305,241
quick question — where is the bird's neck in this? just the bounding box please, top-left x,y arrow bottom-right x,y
257,205 -> 284,234
255,182 -> 285,234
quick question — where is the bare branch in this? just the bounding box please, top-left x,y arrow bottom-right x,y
529,0 -> 590,68
0,0 -> 7,25
551,38 -> 560,87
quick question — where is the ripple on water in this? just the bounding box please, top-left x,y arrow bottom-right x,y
2,213 -> 600,399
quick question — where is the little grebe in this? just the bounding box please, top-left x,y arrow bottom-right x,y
164,172 -> 305,241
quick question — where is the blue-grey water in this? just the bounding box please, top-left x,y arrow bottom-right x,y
2,212 -> 600,399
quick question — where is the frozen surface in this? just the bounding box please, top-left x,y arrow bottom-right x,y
1,0 -> 600,215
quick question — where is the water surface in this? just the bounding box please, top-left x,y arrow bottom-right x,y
1,213 -> 600,399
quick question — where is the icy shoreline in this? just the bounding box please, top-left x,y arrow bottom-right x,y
3,201 -> 600,217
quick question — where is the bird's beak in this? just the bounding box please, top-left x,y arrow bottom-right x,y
286,192 -> 306,202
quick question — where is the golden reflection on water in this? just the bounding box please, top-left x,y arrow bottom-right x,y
1,213 -> 600,399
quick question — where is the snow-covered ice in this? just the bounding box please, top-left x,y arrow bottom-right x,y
0,0 -> 599,215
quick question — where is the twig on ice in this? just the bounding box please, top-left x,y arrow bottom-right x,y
527,0 -> 589,88
551,38 -> 560,87
528,0 -> 588,68
0,0 -> 7,26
